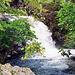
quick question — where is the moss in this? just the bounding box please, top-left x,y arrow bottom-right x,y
10,70 -> 16,75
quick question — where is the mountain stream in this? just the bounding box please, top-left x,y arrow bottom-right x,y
7,15 -> 75,75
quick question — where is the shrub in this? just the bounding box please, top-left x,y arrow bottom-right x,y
0,0 -> 45,59
0,18 -> 36,50
57,1 -> 75,48
56,1 -> 75,57
21,42 -> 45,60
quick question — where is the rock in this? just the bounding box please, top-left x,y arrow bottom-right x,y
69,56 -> 75,61
62,57 -> 75,74
13,41 -> 18,46
0,63 -> 35,75
0,51 -> 7,64
0,13 -> 18,21
7,55 -> 11,58
18,47 -> 22,51
2,14 -> 18,21
18,43 -> 22,47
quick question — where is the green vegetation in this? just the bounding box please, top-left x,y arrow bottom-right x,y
0,0 -> 45,59
21,42 -> 45,60
56,1 -> 75,57
57,1 -> 75,48
0,0 -> 27,16
0,18 -> 36,49
0,0 -> 75,59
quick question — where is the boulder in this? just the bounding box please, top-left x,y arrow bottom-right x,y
0,63 -> 35,75
0,51 -> 7,64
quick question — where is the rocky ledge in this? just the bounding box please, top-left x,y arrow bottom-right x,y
0,63 -> 35,75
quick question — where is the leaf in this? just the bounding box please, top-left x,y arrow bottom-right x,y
0,24 -> 4,31
43,56 -> 46,58
21,57 -> 24,60
21,48 -> 24,50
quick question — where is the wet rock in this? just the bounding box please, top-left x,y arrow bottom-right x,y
0,14 -> 18,21
2,14 -> 18,21
0,63 -> 35,75
13,41 -> 18,46
62,57 -> 75,74
0,51 -> 7,64
69,56 -> 75,61
7,55 -> 11,58
18,43 -> 22,47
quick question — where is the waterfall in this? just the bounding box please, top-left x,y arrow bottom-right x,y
1,14 -> 61,58
3,14 -> 75,75
18,16 -> 75,70
19,16 -> 61,58
2,13 -> 75,58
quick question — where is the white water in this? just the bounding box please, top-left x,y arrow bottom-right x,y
2,14 -> 75,72
18,16 -> 75,70
19,16 -> 75,58
19,16 -> 61,58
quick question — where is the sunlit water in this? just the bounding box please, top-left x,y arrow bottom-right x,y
5,14 -> 75,75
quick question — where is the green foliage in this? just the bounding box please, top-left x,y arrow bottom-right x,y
25,0 -> 47,18
0,0 -> 28,31
21,42 -> 45,60
58,47 -> 71,57
0,0 -> 46,59
1,0 -> 74,59
57,1 -> 75,48
0,0 -> 27,15
0,18 -> 37,50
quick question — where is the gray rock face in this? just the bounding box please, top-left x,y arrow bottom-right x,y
0,63 -> 35,75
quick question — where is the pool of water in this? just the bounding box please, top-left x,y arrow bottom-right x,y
8,54 -> 75,75
4,14 -> 75,75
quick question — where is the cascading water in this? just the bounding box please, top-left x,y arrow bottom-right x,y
7,15 -> 75,75
19,16 -> 61,58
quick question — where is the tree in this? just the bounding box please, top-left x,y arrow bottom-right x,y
57,1 -> 75,57
0,0 -> 45,59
